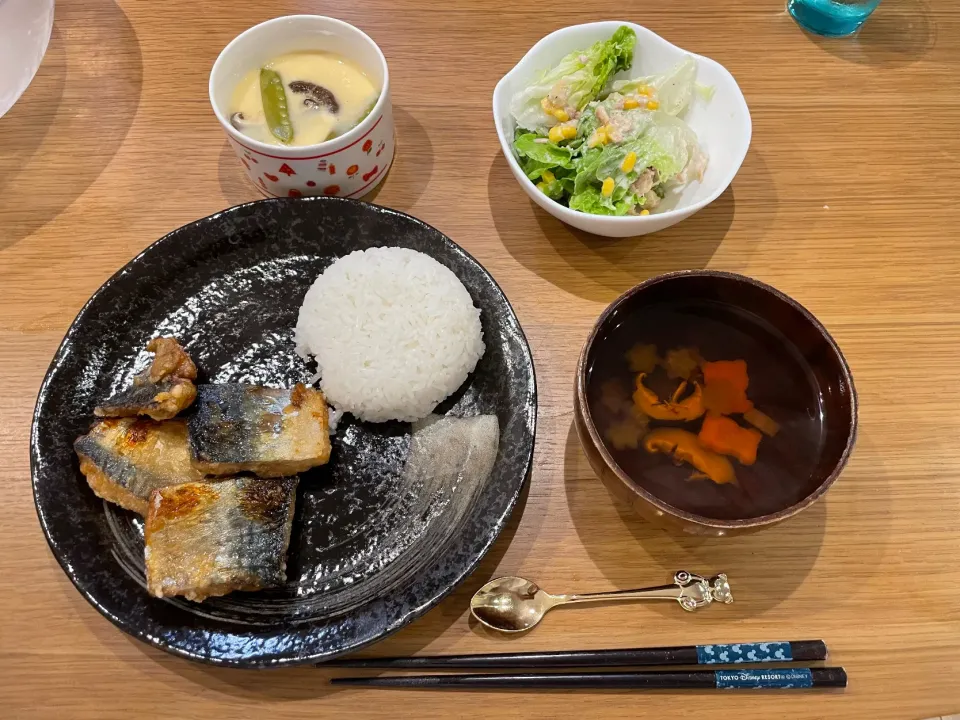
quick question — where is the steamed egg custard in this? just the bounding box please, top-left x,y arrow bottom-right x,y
230,51 -> 380,147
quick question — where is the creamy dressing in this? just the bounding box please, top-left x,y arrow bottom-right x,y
230,51 -> 379,147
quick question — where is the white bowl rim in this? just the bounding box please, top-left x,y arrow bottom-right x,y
492,20 -> 752,226
208,14 -> 390,155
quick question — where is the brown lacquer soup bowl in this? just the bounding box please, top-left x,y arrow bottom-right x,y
574,271 -> 857,536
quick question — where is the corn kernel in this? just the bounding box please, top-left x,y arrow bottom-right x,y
553,108 -> 570,122
601,177 -> 615,197
621,151 -> 637,173
541,170 -> 556,184
622,97 -> 639,110
602,124 -> 615,136
588,128 -> 610,148
646,100 -> 660,110
561,125 -> 577,140
548,125 -> 565,143
638,86 -> 652,97
640,208 -> 650,215
541,97 -> 555,113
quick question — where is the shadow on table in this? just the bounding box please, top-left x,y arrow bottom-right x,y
562,420 -> 831,617
800,0 -> 936,68
361,107 -> 434,212
488,153 -> 735,304
216,140 -> 262,207
123,472 -> 533,698
0,0 -> 142,250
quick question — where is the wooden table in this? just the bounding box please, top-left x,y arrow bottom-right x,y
2,1 -> 958,717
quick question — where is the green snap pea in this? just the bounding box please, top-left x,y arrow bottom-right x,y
259,68 -> 294,144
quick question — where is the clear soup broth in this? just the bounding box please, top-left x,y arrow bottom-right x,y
586,299 -> 826,521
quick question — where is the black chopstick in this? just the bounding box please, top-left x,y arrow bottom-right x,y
329,640 -> 826,669
331,667 -> 847,690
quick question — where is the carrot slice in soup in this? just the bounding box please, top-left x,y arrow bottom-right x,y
698,414 -> 762,465
701,359 -> 753,415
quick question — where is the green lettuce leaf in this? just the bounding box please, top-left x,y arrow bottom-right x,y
568,184 -> 639,216
510,26 -> 636,133
611,56 -> 699,117
572,146 -> 606,194
572,110 -> 700,195
567,107 -> 705,215
695,83 -> 716,102
520,158 -> 555,182
514,133 -> 575,168
572,105 -> 652,194
514,131 -> 577,186
576,104 -> 601,142
538,176 -> 566,201
627,112 -> 701,181
513,130 -> 578,200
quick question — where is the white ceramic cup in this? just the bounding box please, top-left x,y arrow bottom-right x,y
0,0 -> 55,118
209,15 -> 394,199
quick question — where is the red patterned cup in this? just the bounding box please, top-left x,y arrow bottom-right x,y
209,15 -> 394,199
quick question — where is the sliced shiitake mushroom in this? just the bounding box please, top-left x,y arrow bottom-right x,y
288,81 -> 340,114
230,112 -> 252,130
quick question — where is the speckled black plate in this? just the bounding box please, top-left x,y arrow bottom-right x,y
31,197 -> 536,667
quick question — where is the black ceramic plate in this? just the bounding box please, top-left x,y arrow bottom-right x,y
31,197 -> 536,667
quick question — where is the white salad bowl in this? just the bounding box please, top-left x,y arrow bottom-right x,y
492,21 -> 751,238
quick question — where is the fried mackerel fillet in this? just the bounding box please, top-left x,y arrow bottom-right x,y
95,337 -> 198,421
74,418 -> 206,515
144,476 -> 298,601
189,383 -> 331,477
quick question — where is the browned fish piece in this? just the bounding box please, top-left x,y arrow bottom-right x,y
189,383 -> 331,477
144,336 -> 197,382
144,476 -> 298,601
95,337 -> 198,421
74,418 -> 206,515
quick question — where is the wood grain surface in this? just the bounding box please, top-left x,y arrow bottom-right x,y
2,1 -> 958,718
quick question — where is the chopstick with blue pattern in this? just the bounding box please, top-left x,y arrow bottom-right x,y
331,667 -> 846,690
328,640 -> 827,670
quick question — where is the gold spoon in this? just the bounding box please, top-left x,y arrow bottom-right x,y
470,571 -> 732,634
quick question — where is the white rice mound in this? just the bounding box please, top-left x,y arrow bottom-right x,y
295,247 -> 485,423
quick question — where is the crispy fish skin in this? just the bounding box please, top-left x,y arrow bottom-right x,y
145,336 -> 197,383
144,476 -> 298,601
94,379 -> 197,421
74,418 -> 206,515
189,383 -> 331,477
95,337 -> 198,421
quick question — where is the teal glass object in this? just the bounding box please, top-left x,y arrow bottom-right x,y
788,0 -> 882,37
